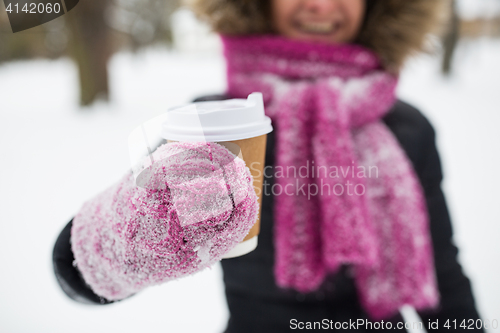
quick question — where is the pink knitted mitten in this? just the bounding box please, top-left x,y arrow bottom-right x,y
71,142 -> 259,300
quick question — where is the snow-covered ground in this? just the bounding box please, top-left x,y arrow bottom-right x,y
0,38 -> 499,332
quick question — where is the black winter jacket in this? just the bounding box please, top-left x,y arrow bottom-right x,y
53,97 -> 483,332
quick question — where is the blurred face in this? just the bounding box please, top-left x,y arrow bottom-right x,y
271,0 -> 366,44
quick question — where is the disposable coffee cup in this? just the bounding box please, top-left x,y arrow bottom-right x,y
161,93 -> 273,258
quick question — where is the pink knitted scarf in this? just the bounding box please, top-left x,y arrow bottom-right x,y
222,35 -> 439,320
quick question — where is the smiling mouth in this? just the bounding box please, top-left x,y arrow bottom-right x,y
297,21 -> 341,35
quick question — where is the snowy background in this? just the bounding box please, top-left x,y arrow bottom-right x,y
1,6 -> 500,333
458,0 -> 500,19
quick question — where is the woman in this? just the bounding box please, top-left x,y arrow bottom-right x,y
189,0 -> 484,332
53,0 -> 484,332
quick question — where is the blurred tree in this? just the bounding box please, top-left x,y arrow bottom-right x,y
1,0 -> 181,107
65,0 -> 181,106
107,0 -> 181,50
65,0 -> 112,106
442,0 -> 459,75
460,15 -> 500,38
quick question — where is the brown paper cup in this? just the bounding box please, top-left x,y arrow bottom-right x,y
162,93 -> 273,258
167,135 -> 267,258
219,134 -> 267,242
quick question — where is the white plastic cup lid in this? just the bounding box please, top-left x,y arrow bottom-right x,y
161,92 -> 273,142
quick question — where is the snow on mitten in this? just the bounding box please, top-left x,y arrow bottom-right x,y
71,142 -> 258,301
